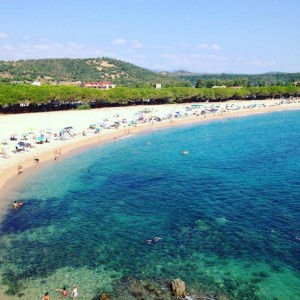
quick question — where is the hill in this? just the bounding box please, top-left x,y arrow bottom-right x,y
0,57 -> 189,87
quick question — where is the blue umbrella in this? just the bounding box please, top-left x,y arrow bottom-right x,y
37,136 -> 45,142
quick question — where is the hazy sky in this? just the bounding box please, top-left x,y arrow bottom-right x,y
0,0 -> 299,73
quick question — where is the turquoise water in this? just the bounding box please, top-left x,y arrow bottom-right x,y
0,111 -> 300,299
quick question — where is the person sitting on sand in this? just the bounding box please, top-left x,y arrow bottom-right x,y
13,200 -> 24,209
55,287 -> 68,297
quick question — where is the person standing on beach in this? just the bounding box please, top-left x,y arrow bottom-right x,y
54,149 -> 59,160
54,148 -> 62,160
34,155 -> 40,164
17,164 -> 23,175
71,285 -> 78,299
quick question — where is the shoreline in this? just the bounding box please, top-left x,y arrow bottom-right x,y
0,100 -> 300,299
1,100 -> 300,200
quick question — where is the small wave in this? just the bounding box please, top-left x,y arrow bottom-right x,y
117,134 -> 136,140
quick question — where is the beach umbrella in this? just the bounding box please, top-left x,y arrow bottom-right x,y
37,136 -> 45,142
65,126 -> 73,130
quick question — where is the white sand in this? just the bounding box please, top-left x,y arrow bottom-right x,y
0,99 -> 300,192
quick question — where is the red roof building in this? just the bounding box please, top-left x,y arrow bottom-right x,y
84,81 -> 115,89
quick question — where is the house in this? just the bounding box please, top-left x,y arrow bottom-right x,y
212,85 -> 226,89
155,83 -> 162,89
84,81 -> 116,90
59,81 -> 82,87
31,80 -> 41,86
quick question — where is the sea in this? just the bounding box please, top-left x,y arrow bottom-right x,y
0,110 -> 299,300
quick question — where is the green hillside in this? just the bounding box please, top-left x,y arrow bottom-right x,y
167,72 -> 300,87
1,57 -> 300,88
0,57 -> 189,87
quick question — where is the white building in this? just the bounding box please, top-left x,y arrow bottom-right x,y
31,80 -> 41,86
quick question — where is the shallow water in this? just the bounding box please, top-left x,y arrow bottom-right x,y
0,111 -> 300,299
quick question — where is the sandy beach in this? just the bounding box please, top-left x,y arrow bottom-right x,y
1,99 -> 300,199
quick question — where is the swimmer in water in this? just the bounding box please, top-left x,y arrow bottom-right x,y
146,237 -> 163,244
13,200 -> 24,209
55,287 -> 68,297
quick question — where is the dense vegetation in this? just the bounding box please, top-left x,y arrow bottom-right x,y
172,72 -> 300,87
2,57 -> 300,88
1,57 -> 300,113
0,83 -> 299,113
0,57 -> 189,87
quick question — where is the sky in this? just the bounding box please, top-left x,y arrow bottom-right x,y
0,0 -> 299,74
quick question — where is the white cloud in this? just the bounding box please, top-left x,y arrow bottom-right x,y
132,40 -> 144,48
2,44 -> 14,51
197,43 -> 209,49
197,43 -> 221,50
212,44 -> 221,50
245,59 -> 278,67
180,43 -> 189,48
160,53 -> 179,60
150,45 -> 171,50
112,38 -> 126,46
0,32 -> 8,38
0,41 -> 118,60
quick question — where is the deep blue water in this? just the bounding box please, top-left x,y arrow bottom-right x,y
0,111 -> 300,299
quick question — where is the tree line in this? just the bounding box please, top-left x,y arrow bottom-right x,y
0,84 -> 299,113
181,74 -> 300,87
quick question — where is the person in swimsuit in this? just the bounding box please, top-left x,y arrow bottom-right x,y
17,164 -> 23,175
43,292 -> 50,300
55,287 -> 68,297
13,200 -> 24,209
34,156 -> 40,164
146,237 -> 162,244
71,285 -> 78,299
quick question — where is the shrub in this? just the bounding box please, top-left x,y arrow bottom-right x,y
76,104 -> 91,110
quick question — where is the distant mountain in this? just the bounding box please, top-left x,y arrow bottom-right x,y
158,70 -> 199,76
0,57 -> 189,87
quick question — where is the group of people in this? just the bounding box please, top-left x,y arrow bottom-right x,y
44,285 -> 78,299
16,148 -> 63,175
13,200 -> 24,209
